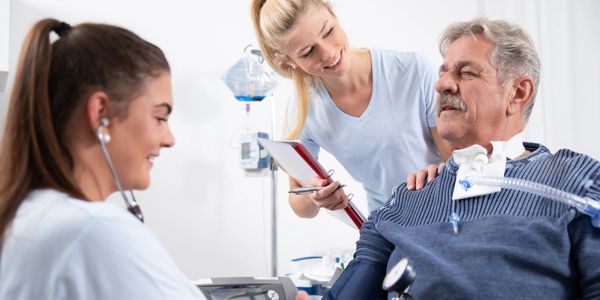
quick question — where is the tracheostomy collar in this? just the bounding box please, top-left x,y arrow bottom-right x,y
451,132 -> 526,201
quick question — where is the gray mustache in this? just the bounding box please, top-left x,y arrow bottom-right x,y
437,94 -> 467,115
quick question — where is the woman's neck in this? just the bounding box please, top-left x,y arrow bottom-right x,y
320,48 -> 373,117
69,139 -> 114,202
322,48 -> 372,97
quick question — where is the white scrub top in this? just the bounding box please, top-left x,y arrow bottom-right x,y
0,189 -> 206,300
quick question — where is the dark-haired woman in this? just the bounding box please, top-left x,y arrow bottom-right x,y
0,19 -> 204,299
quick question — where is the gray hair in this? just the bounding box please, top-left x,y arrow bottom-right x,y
439,17 -> 541,123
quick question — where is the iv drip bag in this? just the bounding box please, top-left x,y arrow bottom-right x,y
221,46 -> 278,102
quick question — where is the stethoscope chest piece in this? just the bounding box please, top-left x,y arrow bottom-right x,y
382,257 -> 416,300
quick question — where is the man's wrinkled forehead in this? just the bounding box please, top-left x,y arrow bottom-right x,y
442,34 -> 495,67
439,60 -> 485,73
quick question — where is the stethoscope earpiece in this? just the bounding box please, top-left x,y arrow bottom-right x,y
100,132 -> 111,144
96,116 -> 144,223
97,117 -> 111,144
100,117 -> 109,127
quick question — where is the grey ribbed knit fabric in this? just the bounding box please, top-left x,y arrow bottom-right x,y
328,143 -> 600,299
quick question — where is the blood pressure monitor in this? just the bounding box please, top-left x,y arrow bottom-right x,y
195,277 -> 297,300
383,257 -> 416,300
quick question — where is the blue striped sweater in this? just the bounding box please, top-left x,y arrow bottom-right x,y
326,143 -> 600,299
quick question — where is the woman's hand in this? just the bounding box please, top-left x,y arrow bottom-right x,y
406,162 -> 445,190
303,177 -> 348,210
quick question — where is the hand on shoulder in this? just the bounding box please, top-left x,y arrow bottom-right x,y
406,162 -> 445,190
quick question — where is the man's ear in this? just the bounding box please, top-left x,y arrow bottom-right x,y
507,76 -> 535,116
85,91 -> 111,131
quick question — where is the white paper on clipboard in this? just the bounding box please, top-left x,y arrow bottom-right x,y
257,138 -> 364,229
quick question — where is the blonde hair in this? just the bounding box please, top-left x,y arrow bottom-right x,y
250,0 -> 334,139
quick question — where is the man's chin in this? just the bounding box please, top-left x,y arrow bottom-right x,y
437,126 -> 462,145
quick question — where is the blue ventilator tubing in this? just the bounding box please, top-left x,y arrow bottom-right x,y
460,176 -> 600,228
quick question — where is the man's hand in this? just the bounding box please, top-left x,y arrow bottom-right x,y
406,162 -> 445,190
296,291 -> 310,300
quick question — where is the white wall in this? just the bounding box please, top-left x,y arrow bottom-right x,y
0,0 -> 9,91
1,0 -> 599,279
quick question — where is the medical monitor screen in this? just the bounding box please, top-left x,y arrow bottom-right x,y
241,143 -> 251,159
208,287 -> 268,300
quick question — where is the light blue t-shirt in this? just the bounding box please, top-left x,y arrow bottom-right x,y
299,49 -> 442,211
0,189 -> 205,300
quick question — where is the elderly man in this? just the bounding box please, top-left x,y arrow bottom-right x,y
324,17 -> 600,299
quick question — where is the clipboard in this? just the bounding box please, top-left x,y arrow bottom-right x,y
257,138 -> 366,229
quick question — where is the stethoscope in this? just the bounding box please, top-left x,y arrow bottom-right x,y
96,117 -> 144,222
382,257 -> 416,300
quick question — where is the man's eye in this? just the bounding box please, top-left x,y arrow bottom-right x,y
156,117 -> 168,124
461,71 -> 477,77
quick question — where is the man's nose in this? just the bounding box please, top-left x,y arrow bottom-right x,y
435,72 -> 458,95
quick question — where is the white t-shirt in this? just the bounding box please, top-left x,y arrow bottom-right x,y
0,189 -> 206,300
297,49 -> 442,211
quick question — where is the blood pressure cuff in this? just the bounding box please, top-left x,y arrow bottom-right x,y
322,259 -> 387,300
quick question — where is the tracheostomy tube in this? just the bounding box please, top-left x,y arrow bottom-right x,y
459,176 -> 600,228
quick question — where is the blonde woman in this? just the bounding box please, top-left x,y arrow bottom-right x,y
251,0 -> 450,218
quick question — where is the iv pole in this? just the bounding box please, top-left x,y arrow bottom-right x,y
222,46 -> 280,277
270,96 -> 278,276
